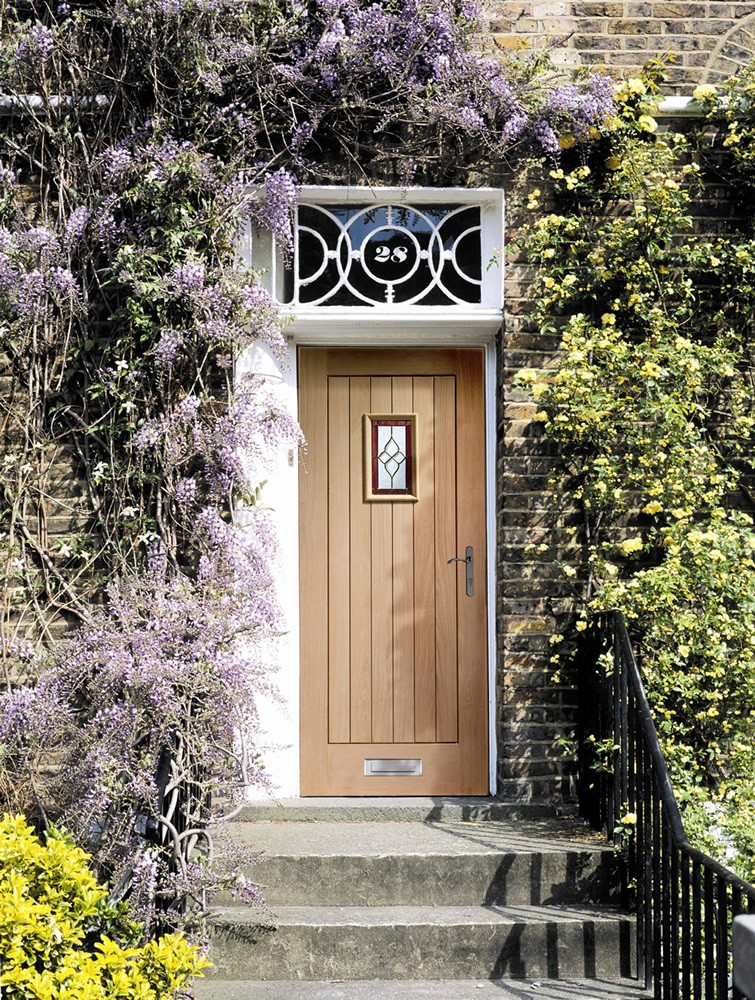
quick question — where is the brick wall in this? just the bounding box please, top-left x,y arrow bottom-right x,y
483,0 -> 755,813
498,196 -> 581,804
2,11 -> 749,806
484,2 -> 755,90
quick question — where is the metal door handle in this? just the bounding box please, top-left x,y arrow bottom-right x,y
447,546 -> 474,597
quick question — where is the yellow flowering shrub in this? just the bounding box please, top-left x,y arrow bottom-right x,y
514,61 -> 755,881
0,815 -> 210,999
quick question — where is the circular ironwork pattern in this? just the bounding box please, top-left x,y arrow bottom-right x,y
294,202 -> 482,307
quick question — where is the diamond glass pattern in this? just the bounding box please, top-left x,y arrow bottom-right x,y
376,425 -> 407,490
364,415 -> 417,501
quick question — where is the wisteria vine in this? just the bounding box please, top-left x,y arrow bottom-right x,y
0,0 -> 615,934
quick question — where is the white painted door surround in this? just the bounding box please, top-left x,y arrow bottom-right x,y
240,186 -> 503,798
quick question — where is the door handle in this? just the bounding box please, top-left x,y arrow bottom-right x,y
447,546 -> 474,597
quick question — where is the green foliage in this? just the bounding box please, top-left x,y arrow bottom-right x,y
515,67 -> 755,880
0,814 -> 210,999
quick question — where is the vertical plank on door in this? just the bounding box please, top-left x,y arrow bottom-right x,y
298,349 -> 330,792
455,349 -> 488,790
370,376 -> 394,743
328,377 -> 350,743
413,376 -> 436,742
435,376 -> 458,743
349,377 -> 372,743
391,377 -> 415,743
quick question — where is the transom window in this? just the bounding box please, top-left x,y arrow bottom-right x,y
289,202 -> 482,307
246,186 -> 504,326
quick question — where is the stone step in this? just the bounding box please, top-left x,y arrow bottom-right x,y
220,820 -> 619,907
207,904 -> 635,981
497,776 -> 576,802
192,978 -> 652,999
232,797 -> 563,824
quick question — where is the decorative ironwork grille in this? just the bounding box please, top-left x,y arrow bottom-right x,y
288,202 -> 482,307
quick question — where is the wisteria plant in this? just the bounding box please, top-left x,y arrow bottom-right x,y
0,0 -> 616,933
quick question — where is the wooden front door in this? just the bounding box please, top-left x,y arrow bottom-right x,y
298,347 -> 488,795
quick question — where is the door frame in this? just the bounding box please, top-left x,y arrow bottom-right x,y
240,330 -> 498,797
239,185 -> 503,798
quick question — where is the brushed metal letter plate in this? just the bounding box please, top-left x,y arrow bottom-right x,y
364,758 -> 422,777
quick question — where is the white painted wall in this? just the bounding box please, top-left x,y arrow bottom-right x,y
237,342 -> 301,799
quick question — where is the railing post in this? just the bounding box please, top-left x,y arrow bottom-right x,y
610,613 -> 621,843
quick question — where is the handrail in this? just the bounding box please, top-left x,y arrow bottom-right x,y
577,609 -> 755,999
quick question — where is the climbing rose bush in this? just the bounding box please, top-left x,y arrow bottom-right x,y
514,67 -> 755,880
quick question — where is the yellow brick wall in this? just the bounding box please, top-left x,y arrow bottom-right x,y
484,1 -> 755,90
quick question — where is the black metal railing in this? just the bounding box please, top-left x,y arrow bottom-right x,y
577,609 -> 755,999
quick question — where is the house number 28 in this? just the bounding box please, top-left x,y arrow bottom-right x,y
373,245 -> 408,264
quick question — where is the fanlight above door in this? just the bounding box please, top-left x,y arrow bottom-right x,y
244,186 -> 504,332
291,202 -> 482,307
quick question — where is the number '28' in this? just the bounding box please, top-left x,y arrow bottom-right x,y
374,245 -> 408,264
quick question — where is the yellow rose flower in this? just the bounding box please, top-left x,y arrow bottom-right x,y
692,83 -> 718,102
619,536 -> 643,556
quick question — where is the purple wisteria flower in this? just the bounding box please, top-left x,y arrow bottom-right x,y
154,327 -> 186,367
169,262 -> 207,296
250,169 -> 299,254
13,25 -> 55,65
64,206 -> 92,249
175,477 -> 198,508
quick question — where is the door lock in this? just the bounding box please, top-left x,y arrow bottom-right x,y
447,546 -> 474,597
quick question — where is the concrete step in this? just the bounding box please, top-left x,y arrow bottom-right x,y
220,821 -> 619,907
232,797 -> 564,823
192,978 -> 653,999
207,903 -> 635,981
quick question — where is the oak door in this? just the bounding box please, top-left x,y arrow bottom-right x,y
298,347 -> 488,795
